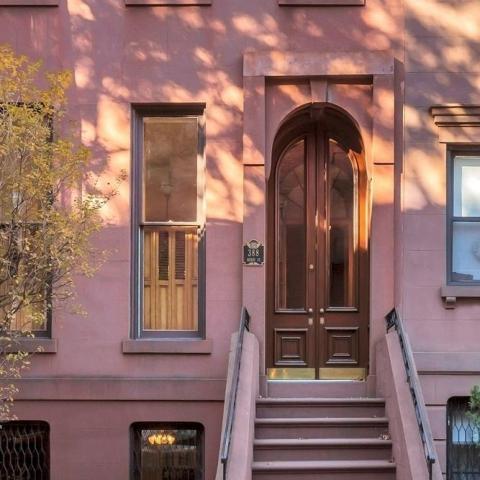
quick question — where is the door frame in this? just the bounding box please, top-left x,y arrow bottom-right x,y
265,104 -> 370,380
241,51 -> 397,390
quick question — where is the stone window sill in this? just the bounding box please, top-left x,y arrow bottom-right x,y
1,338 -> 57,353
0,0 -> 58,5
122,339 -> 212,354
278,0 -> 364,5
441,285 -> 480,308
125,0 -> 211,6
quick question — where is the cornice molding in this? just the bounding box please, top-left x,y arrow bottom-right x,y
430,104 -> 480,127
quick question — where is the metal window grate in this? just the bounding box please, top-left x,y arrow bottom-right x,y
131,423 -> 203,480
0,421 -> 50,480
448,398 -> 480,480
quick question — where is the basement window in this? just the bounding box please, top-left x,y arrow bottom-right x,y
447,397 -> 480,480
0,421 -> 50,479
131,423 -> 204,480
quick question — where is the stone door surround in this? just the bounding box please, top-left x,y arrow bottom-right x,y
241,50 -> 399,383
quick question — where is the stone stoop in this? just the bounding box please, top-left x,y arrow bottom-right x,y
252,396 -> 396,479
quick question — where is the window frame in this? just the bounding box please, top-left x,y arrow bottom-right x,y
0,104 -> 53,338
130,422 -> 204,480
131,104 -> 206,339
0,224 -> 53,338
447,145 -> 480,286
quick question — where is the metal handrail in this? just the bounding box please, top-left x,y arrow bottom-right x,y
220,307 -> 251,480
385,308 -> 437,480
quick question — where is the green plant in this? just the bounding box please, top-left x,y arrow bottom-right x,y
467,385 -> 480,428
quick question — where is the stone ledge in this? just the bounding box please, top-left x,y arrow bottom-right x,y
430,104 -> 480,126
125,0 -> 211,5
279,0 -> 364,5
440,285 -> 480,308
0,338 -> 57,353
0,0 -> 58,5
122,338 -> 213,354
1,377 -> 225,401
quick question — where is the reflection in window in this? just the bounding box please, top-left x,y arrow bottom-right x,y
451,154 -> 480,283
328,140 -> 357,307
132,423 -> 203,480
276,139 -> 306,310
143,118 -> 198,223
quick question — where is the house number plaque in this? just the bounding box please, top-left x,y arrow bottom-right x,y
243,240 -> 264,266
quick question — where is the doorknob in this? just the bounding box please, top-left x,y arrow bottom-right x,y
319,308 -> 325,313
309,264 -> 314,271
308,307 -> 313,313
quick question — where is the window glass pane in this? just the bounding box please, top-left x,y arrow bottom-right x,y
143,226 -> 198,331
133,425 -> 202,480
454,155 -> 480,217
276,139 -> 306,310
327,140 -> 357,308
143,117 -> 198,222
452,222 -> 480,282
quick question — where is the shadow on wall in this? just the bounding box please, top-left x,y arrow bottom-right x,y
0,0 -> 478,220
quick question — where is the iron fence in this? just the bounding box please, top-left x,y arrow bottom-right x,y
448,398 -> 480,480
0,421 -> 49,480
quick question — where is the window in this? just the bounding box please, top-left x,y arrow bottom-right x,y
448,148 -> 480,284
0,421 -> 50,479
0,222 -> 52,335
0,195 -> 52,338
447,398 -> 480,479
133,106 -> 205,338
131,423 -> 203,480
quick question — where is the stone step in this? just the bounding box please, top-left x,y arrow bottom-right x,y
256,397 -> 385,418
253,438 -> 393,461
267,380 -> 369,399
255,417 -> 390,439
252,459 -> 396,479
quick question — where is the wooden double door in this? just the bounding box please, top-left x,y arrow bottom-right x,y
267,113 -> 369,380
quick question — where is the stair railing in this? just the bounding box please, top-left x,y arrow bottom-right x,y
385,308 -> 437,480
220,307 -> 251,480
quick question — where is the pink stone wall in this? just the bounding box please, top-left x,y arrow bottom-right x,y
12,400 -> 223,480
1,0 -> 480,477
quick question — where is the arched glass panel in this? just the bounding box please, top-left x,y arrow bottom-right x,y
327,139 -> 358,308
276,139 -> 306,310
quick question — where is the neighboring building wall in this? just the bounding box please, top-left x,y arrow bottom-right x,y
402,0 -> 480,475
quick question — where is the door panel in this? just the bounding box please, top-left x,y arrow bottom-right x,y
267,111 -> 369,381
268,133 -> 317,379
